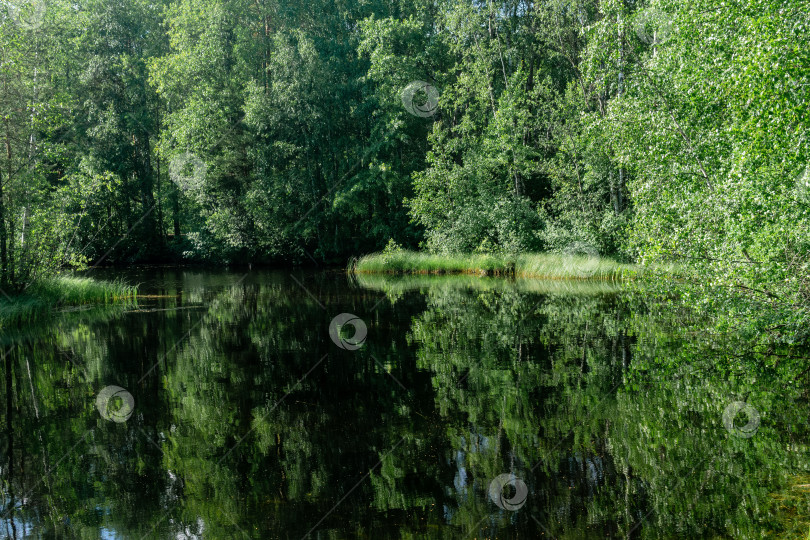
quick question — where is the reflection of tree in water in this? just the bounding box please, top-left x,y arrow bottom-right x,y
0,308 -> 172,538
614,299 -> 810,538
2,274 -> 810,537
406,286 -> 632,536
404,284 -> 810,537
159,280 -> 438,537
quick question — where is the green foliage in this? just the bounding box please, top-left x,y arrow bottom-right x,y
588,0 -> 810,346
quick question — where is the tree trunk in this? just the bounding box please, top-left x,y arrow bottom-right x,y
0,169 -> 8,288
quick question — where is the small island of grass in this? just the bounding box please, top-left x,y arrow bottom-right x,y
351,251 -> 637,281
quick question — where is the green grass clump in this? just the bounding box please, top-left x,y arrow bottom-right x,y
26,276 -> 137,304
0,275 -> 137,325
352,251 -> 636,281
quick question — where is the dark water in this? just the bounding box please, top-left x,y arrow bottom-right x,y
1,269 -> 809,539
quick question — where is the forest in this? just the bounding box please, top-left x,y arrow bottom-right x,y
1,0 -> 807,265
1,0 -> 804,270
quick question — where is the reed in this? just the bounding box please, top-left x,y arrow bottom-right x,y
0,276 -> 137,325
352,251 -> 637,281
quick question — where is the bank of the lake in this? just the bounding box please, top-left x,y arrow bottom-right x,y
352,251 -> 637,280
0,276 -> 137,324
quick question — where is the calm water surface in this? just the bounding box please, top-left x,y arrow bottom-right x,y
1,269 -> 808,538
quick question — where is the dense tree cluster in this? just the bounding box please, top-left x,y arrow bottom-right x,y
1,0 -> 808,301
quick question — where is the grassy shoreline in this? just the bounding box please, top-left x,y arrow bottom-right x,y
0,276 -> 137,324
352,251 -> 637,281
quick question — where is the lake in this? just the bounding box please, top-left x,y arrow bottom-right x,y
1,268 -> 808,538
